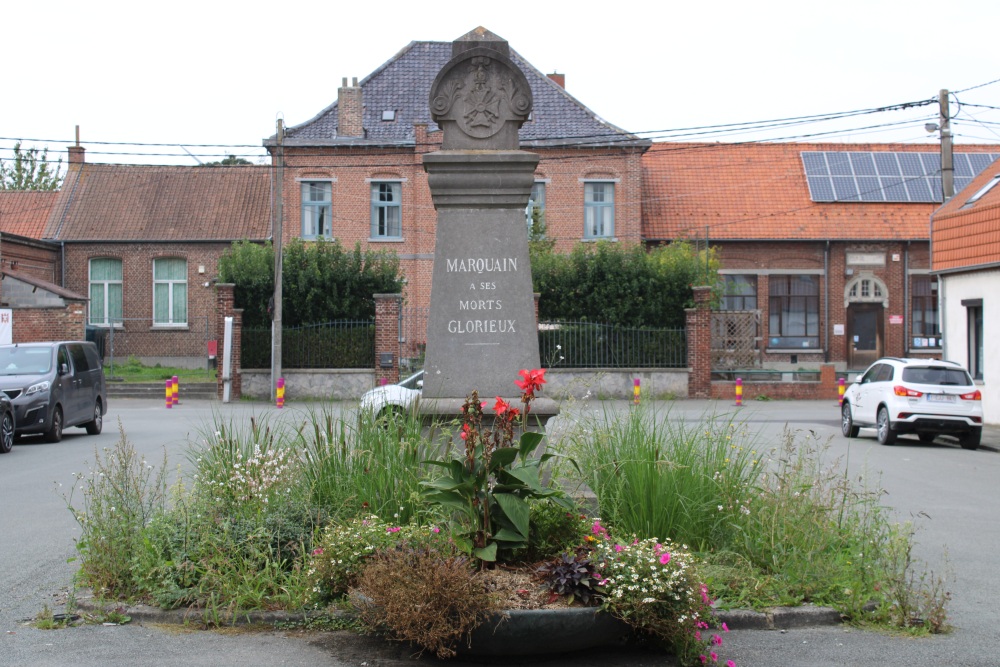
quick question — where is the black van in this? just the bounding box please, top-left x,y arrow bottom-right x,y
0,341 -> 108,442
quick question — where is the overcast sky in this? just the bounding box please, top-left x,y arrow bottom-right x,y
4,0 -> 999,167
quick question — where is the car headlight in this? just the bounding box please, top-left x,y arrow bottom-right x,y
26,381 -> 50,396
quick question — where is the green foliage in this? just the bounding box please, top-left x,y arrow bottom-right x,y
1,142 -> 63,190
65,422 -> 168,599
216,238 -> 403,328
201,155 -> 253,166
421,389 -> 569,563
520,500 -> 591,563
531,240 -> 718,328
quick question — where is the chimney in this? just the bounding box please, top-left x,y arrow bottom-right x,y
547,72 -> 565,89
68,125 -> 85,167
338,76 -> 363,138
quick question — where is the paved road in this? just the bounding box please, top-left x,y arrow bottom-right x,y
1,397 -> 997,666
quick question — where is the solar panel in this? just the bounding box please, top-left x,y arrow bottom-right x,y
802,151 -> 1000,203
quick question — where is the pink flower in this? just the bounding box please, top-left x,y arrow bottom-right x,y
710,652 -> 718,662
431,526 -> 441,533
660,552 -> 671,565
386,526 -> 401,533
699,656 -> 707,664
726,661 -> 737,667
695,631 -> 702,641
614,544 -> 624,552
712,634 -> 723,646
311,548 -> 324,556
722,622 -> 729,632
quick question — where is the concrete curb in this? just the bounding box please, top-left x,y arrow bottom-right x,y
76,594 -> 843,632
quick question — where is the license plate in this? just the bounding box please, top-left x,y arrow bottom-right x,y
926,394 -> 955,403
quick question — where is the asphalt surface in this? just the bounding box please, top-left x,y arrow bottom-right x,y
1,396 -> 998,667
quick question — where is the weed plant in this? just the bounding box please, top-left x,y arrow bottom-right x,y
570,407 -> 950,631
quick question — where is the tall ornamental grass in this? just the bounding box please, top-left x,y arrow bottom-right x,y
569,406 -> 764,550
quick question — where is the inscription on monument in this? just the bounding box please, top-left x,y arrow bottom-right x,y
443,252 -> 521,340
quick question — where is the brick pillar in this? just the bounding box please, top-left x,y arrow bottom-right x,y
686,286 -> 713,398
820,363 -> 837,400
374,293 -> 402,386
215,284 -> 243,400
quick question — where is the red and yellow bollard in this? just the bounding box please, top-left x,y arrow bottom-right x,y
172,376 -> 179,407
165,379 -> 173,409
735,377 -> 743,407
633,378 -> 641,405
276,377 -> 285,409
838,377 -> 846,406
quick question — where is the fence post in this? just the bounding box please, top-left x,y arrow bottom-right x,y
735,377 -> 743,406
633,378 -> 640,405
165,379 -> 172,409
685,286 -> 713,398
374,294 -> 402,386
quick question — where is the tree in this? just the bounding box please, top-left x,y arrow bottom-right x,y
201,155 -> 253,167
0,142 -> 63,190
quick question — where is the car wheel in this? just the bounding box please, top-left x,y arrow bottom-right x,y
876,406 -> 896,445
918,433 -> 936,443
841,402 -> 859,438
44,406 -> 63,443
0,410 -> 13,454
960,428 -> 982,451
85,400 -> 103,435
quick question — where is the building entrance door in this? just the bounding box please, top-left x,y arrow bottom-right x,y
847,303 -> 883,369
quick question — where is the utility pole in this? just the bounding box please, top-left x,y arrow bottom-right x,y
272,119 -> 284,401
939,89 -> 954,202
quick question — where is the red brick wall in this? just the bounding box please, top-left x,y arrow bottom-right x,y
374,293 -> 402,386
62,242 -> 227,359
275,133 -> 646,317
686,286 -> 712,397
710,364 -> 840,401
12,303 -> 86,342
715,240 -> 938,367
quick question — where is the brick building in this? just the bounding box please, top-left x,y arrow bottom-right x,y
265,29 -> 650,314
643,142 -> 1000,371
39,147 -> 272,366
932,156 -> 1000,422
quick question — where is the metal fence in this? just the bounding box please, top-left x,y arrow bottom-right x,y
241,320 -> 375,369
538,321 -> 687,369
399,306 -> 429,376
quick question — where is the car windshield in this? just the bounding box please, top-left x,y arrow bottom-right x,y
0,347 -> 52,376
901,366 -> 972,386
398,371 -> 424,390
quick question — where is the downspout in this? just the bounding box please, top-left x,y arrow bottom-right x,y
824,241 -> 829,363
61,242 -> 66,288
903,242 -> 909,357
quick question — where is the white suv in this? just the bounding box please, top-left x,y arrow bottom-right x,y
841,358 -> 983,449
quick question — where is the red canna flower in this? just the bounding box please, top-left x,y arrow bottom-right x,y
514,368 -> 547,395
493,396 -> 511,415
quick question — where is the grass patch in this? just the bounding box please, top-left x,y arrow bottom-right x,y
105,355 -> 215,384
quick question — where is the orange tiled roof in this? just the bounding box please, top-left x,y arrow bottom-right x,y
642,142 -> 999,242
45,164 -> 272,242
0,191 -> 58,238
932,156 -> 1000,272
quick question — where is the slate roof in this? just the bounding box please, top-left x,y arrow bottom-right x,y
0,191 -> 58,239
45,164 -> 272,242
643,142 -> 1000,242
932,155 -> 1000,272
277,39 -> 646,149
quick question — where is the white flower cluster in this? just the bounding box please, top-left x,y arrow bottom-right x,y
225,444 -> 298,504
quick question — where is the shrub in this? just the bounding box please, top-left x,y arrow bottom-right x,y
66,423 -> 168,599
350,544 -> 497,658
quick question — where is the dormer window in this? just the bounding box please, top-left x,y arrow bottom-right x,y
381,110 -> 396,122
962,174 -> 1000,208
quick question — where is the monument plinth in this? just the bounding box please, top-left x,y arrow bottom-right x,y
420,27 -> 557,416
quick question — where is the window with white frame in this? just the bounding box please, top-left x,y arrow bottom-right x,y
89,258 -> 122,326
584,182 -> 614,239
768,275 -> 820,348
301,181 -> 333,239
965,299 -> 984,380
153,258 -> 187,326
371,182 -> 402,238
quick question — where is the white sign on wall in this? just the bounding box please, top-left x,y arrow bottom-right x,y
0,309 -> 11,345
